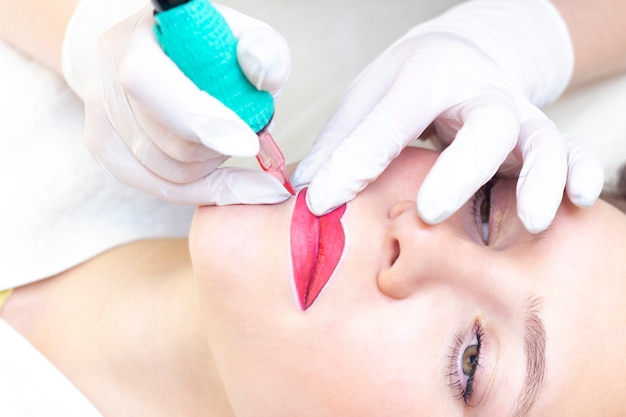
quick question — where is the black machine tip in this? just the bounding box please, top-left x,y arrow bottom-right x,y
151,0 -> 191,12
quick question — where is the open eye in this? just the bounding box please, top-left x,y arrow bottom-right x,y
449,323 -> 484,405
473,180 -> 495,244
462,344 -> 479,376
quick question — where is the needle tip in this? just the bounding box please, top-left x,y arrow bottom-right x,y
283,177 -> 296,195
256,130 -> 295,196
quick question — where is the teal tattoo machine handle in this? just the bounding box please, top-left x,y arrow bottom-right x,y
151,0 -> 295,194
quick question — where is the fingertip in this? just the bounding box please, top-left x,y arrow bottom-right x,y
304,186 -> 331,216
515,186 -> 561,234
197,120 -> 259,157
203,168 -> 293,205
416,169 -> 475,226
416,190 -> 452,225
567,177 -> 603,208
237,27 -> 291,96
518,209 -> 553,234
564,140 -> 605,208
516,189 -> 560,234
304,181 -> 355,216
516,182 -> 561,234
252,186 -> 293,205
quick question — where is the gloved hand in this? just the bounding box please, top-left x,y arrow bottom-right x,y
292,0 -> 604,233
62,0 -> 292,205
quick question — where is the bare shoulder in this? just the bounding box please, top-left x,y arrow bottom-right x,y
0,238 -> 208,416
1,238 -> 190,334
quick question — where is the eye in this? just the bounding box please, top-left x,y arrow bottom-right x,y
448,323 -> 484,406
472,180 -> 496,244
462,344 -> 479,376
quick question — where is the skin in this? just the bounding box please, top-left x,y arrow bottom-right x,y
552,0 -> 626,88
4,147 -> 626,416
0,0 -> 79,73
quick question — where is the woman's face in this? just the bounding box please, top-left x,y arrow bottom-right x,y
190,147 -> 626,416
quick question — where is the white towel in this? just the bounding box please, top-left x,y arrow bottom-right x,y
0,41 -> 195,290
0,319 -> 103,417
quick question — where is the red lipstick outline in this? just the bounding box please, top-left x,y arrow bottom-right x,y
290,189 -> 346,310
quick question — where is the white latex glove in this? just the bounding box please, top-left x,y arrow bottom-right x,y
62,0 -> 292,205
292,0 -> 604,233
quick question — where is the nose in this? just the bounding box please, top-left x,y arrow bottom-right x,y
377,200 -> 486,300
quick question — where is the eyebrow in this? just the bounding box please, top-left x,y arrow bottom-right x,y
511,296 -> 547,417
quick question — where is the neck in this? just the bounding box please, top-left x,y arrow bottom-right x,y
5,239 -> 234,417
100,239 -> 235,417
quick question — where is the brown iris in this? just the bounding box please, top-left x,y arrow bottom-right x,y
462,344 -> 479,376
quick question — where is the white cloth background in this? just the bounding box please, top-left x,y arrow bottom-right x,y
0,41 -> 195,289
0,319 -> 103,417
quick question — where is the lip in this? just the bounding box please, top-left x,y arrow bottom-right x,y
290,189 -> 347,310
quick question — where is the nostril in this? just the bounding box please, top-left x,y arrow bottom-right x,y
389,239 -> 400,268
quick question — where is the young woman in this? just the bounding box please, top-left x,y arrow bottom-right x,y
2,1 -> 626,415
2,146 -> 626,416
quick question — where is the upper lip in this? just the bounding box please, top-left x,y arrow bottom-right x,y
290,189 -> 347,310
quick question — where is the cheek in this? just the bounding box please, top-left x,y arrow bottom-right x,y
189,206 -> 297,371
229,305 -> 451,416
189,203 -> 292,298
317,306 -> 453,415
189,206 -> 229,273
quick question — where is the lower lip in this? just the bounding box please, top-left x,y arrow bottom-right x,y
290,189 -> 346,310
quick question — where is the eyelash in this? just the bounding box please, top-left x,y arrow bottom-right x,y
471,179 -> 496,244
448,322 -> 484,406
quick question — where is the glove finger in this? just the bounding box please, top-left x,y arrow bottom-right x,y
86,116 -> 290,205
130,130 -> 228,184
186,166 -> 294,205
213,5 -> 291,96
563,135 -> 604,207
120,11 -> 259,156
303,63 -> 450,215
131,99 -> 225,163
515,118 -> 568,233
417,96 -> 520,224
291,54 -> 401,190
237,27 -> 291,97
87,66 -> 223,183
